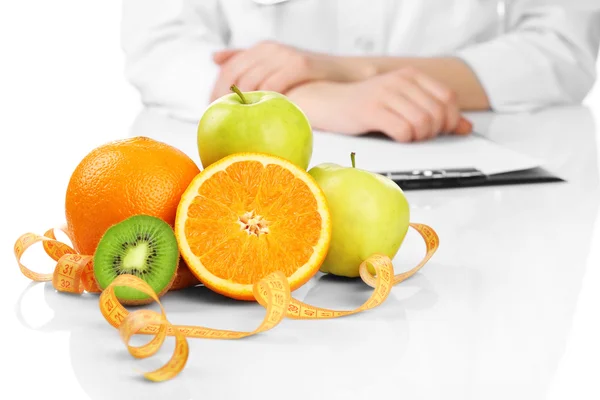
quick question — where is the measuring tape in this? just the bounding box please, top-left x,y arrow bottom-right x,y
14,222 -> 438,382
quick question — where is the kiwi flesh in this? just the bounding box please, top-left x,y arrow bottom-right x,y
93,214 -> 180,305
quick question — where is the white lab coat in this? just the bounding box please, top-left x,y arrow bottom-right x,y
121,0 -> 600,122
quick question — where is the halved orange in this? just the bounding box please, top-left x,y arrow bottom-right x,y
174,153 -> 332,301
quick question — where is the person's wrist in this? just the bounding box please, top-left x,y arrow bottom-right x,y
309,53 -> 375,83
318,81 -> 367,132
351,59 -> 378,81
286,81 -> 359,133
336,57 -> 378,81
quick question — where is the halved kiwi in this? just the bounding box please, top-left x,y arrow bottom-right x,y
93,214 -> 180,305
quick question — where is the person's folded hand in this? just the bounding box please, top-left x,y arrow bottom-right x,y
210,41 -> 352,101
287,67 -> 473,142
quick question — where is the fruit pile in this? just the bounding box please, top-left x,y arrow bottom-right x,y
14,86 -> 437,382
55,85 -> 413,305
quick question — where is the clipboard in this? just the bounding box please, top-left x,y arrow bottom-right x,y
310,130 -> 564,190
381,166 -> 564,190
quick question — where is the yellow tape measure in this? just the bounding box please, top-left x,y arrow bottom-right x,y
14,222 -> 438,382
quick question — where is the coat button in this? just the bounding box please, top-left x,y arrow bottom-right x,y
355,37 -> 375,53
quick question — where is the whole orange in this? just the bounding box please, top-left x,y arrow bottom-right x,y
65,136 -> 200,255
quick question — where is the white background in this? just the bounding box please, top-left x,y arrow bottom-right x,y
1,2 -> 599,399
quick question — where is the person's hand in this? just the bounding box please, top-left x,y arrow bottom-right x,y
210,41 -> 359,101
287,67 -> 473,142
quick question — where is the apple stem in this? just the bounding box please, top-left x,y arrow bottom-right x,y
351,152 -> 356,168
230,84 -> 248,104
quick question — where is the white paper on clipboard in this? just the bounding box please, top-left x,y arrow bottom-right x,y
309,130 -> 543,176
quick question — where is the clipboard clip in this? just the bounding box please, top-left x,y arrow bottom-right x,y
382,168 -> 487,189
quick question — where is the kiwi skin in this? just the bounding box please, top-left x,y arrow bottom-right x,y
93,214 -> 180,306
120,265 -> 178,306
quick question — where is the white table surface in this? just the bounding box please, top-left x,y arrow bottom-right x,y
2,105 -> 600,400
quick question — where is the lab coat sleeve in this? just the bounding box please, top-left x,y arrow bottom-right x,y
455,2 -> 600,112
121,0 -> 229,122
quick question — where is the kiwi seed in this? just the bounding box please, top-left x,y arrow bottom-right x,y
93,214 -> 180,306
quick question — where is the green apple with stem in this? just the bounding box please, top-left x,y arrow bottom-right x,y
308,153 -> 411,277
197,85 -> 313,169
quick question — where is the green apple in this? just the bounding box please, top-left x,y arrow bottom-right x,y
197,85 -> 313,169
308,153 -> 410,277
